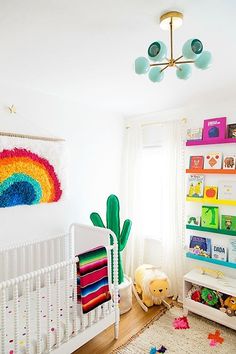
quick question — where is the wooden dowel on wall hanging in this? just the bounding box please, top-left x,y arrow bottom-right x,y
0,131 -> 65,142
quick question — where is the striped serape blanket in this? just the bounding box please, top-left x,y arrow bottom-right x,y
77,246 -> 111,313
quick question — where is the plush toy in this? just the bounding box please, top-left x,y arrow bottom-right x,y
191,290 -> 201,302
222,296 -> 236,316
201,287 -> 219,306
187,284 -> 202,302
134,264 -> 170,310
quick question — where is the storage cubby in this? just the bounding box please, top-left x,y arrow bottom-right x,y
183,270 -> 236,330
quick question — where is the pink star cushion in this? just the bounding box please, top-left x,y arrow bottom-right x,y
173,316 -> 190,329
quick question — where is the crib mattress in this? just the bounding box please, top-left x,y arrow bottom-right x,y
1,281 -> 75,353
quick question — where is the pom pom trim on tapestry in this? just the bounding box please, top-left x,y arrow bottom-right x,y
0,145 -> 63,208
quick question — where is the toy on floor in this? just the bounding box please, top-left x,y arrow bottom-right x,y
209,339 -> 218,347
208,330 -> 224,346
134,264 -> 170,311
150,345 -> 167,353
220,296 -> 236,316
173,316 -> 190,329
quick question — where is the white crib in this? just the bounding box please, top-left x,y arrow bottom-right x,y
0,224 -> 119,354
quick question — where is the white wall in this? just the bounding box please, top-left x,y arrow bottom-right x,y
0,84 -> 124,244
127,98 -> 236,278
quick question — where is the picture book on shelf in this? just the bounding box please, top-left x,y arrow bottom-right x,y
223,154 -> 236,169
187,175 -> 204,198
218,181 -> 236,200
204,186 -> 218,200
189,235 -> 211,258
204,152 -> 222,169
221,215 -> 236,231
189,156 -> 204,169
228,240 -> 236,263
203,117 -> 226,141
227,123 -> 236,138
201,206 -> 219,229
211,240 -> 228,262
186,215 -> 201,226
187,128 -> 203,141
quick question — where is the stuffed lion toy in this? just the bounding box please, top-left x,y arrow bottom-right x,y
134,264 -> 170,310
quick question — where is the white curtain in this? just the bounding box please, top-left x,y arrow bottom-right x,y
122,122 -> 145,277
122,119 -> 185,297
160,120 -> 185,297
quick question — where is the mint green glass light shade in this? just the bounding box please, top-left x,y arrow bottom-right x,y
148,41 -> 167,62
148,67 -> 164,82
182,39 -> 203,59
195,51 -> 212,70
176,64 -> 192,80
135,57 -> 149,74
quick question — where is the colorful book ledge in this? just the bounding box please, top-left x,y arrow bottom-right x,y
186,197 -> 236,206
186,252 -> 236,269
186,138 -> 236,146
186,224 -> 236,237
186,169 -> 236,174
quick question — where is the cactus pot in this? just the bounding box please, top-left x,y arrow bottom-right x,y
118,275 -> 132,315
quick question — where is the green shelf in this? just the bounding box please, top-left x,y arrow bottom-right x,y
186,252 -> 236,269
186,224 -> 236,237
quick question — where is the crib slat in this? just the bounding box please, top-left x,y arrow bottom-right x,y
43,241 -> 48,268
108,300 -> 112,313
113,240 -> 119,339
36,243 -> 41,271
27,244 -> 32,273
46,272 -> 52,352
1,286 -> 6,354
50,239 -> 55,265
88,312 -> 92,327
101,305 -> 105,318
25,279 -> 31,354
3,252 -> 8,281
59,237 -> 63,262
73,261 -> 78,334
80,311 -> 85,332
56,267 -> 61,347
64,264 -> 70,341
12,249 -> 17,278
36,274 -> 41,354
94,308 -> 99,323
56,238 -> 61,263
21,246 -> 26,276
14,282 -> 19,354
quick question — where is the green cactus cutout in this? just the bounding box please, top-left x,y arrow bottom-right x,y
90,194 -> 132,284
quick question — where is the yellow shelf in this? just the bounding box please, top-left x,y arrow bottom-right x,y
186,197 -> 236,206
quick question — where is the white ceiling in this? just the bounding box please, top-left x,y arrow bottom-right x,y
0,0 -> 235,117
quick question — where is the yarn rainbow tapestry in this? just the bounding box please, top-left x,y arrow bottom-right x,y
0,148 -> 62,208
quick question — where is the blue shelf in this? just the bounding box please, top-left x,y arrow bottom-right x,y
186,252 -> 236,269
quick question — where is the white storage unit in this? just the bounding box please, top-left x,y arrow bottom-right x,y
183,269 -> 236,330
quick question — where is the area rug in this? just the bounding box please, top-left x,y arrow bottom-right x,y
113,307 -> 236,353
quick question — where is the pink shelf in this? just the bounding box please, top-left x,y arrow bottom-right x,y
186,138 -> 236,146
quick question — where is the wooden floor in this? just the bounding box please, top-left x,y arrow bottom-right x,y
73,297 -> 170,354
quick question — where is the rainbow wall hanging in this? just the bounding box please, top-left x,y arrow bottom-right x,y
0,148 -> 62,208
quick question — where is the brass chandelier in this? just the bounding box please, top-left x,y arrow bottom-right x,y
135,11 -> 212,82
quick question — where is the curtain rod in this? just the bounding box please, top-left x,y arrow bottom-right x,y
0,131 -> 65,142
125,122 -> 163,129
126,117 -> 187,129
